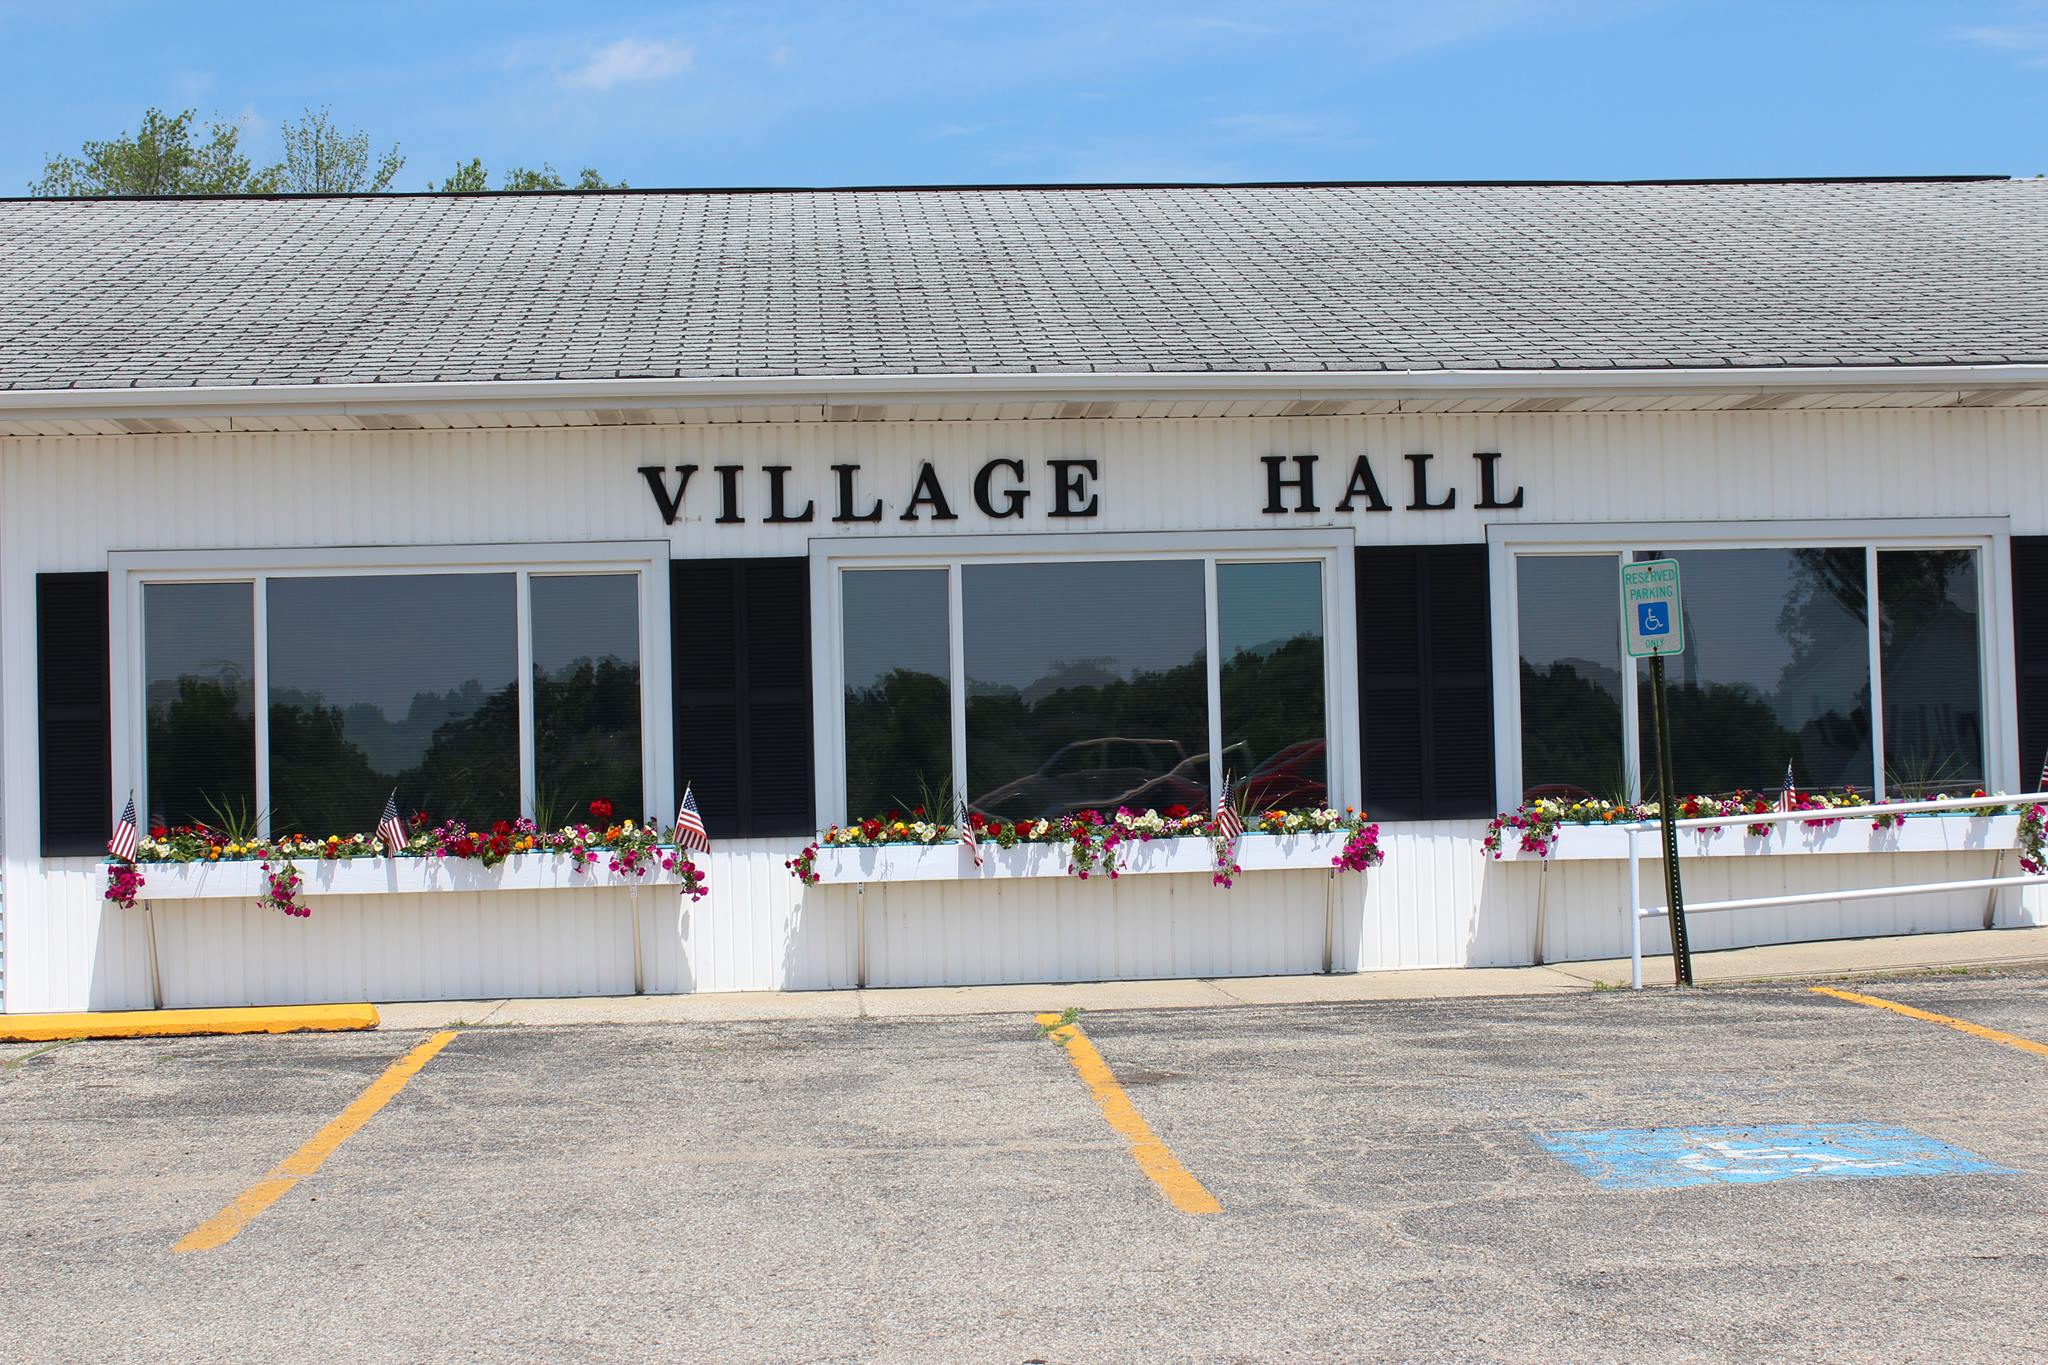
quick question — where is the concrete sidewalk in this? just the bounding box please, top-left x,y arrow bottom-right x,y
374,924 -> 2048,1030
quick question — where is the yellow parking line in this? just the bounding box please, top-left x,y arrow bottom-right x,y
1035,1014 -> 1221,1215
1812,986 -> 2048,1059
175,1030 -> 459,1253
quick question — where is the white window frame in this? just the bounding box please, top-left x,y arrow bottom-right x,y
1487,518 -> 2015,812
108,541 -> 673,837
811,529 -> 1359,827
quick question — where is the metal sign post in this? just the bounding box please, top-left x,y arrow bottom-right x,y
1622,558 -> 1694,987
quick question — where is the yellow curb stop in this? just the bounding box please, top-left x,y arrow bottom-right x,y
0,1003 -> 379,1043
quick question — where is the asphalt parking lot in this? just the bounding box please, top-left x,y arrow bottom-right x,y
5,970 -> 2047,1364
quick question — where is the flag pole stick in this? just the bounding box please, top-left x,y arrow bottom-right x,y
856,882 -> 868,990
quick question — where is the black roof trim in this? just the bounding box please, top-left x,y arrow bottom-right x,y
0,174 -> 2012,205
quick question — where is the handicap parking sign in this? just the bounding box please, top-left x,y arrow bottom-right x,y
1621,558 -> 1684,657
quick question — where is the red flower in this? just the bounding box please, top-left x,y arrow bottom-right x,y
492,819 -> 513,837
589,798 -> 614,821
150,826 -> 168,839
913,806 -> 927,817
1164,804 -> 1190,819
986,822 -> 1005,839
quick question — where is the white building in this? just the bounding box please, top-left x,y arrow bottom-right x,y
4,179 -> 2046,1011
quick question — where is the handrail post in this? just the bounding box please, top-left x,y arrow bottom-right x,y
1627,827 -> 1643,990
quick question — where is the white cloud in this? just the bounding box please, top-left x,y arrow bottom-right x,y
770,45 -> 791,66
562,37 -> 695,91
1957,21 -> 2048,66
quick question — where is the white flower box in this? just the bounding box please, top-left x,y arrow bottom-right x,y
808,830 -> 1352,885
127,853 -> 696,902
1492,814 -> 2020,862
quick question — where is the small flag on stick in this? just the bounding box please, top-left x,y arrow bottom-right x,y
377,791 -> 409,857
108,791 -> 138,863
675,784 -> 712,855
1775,759 -> 1796,814
2036,749 -> 2048,796
959,801 -> 982,867
1215,773 -> 1243,842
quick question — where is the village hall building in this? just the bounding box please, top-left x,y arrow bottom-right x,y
2,177 -> 2046,1012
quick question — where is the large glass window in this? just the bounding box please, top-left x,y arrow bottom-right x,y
1512,536 -> 1991,804
532,574 -> 643,825
1638,548 -> 1873,795
268,574 -> 519,833
1879,549 -> 1984,795
133,557 -> 654,839
843,569 -> 952,818
834,550 -> 1336,825
1516,555 -> 1625,802
144,582 -> 255,830
1219,561 -> 1327,809
965,560 -> 1209,822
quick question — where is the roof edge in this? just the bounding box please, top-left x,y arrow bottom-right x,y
0,175 -> 2014,204
4,364 -> 2048,422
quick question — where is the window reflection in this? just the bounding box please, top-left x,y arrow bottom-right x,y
268,574 -> 518,832
1880,550 -> 1983,794
843,569 -> 952,819
532,574 -> 643,825
144,582 -> 255,830
964,560 -> 1208,821
1219,562 -> 1326,809
1517,555 -> 1625,802
1637,548 -> 1873,795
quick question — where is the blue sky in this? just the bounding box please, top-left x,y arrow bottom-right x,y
3,1 -> 2045,193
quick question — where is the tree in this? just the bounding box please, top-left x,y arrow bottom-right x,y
31,107 -> 282,196
275,105 -> 403,193
430,159 -> 628,191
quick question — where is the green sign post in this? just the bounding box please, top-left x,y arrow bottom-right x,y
1621,558 -> 1694,987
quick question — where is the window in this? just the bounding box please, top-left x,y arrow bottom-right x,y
1219,561 -> 1327,809
115,545 -> 668,839
818,535 -> 1351,825
144,581 -> 256,829
1516,556 -> 1625,802
965,560 -> 1209,821
532,574 -> 644,824
1501,524 -> 2002,805
843,569 -> 951,818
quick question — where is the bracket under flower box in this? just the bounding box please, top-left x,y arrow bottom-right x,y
1491,814 -> 2020,863
125,853 -> 698,902
808,831 -> 1350,885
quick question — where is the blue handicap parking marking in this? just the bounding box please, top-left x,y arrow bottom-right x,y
1636,601 -> 1670,636
1535,1123 -> 2013,1191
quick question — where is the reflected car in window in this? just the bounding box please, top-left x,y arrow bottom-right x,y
974,737 -> 1208,820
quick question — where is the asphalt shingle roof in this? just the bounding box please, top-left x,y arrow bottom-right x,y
2,180 -> 2044,392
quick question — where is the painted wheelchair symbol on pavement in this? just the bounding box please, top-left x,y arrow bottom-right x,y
1535,1123 -> 2012,1190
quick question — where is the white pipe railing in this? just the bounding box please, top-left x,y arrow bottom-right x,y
1624,791 -> 2047,989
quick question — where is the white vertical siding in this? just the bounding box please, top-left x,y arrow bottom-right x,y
3,407 -> 2045,1009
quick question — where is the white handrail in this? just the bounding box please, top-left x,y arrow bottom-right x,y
1623,792 -> 2045,990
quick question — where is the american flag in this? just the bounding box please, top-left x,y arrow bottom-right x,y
108,791 -> 138,863
2036,749 -> 2048,796
1214,774 -> 1243,842
958,801 -> 982,867
675,784 -> 712,855
377,791 -> 409,857
1775,759 -> 1796,814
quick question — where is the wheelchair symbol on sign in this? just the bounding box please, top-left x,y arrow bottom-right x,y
1637,602 -> 1670,636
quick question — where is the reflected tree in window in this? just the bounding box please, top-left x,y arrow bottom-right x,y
144,582 -> 256,829
1219,562 -> 1327,810
533,574 -> 643,824
268,574 -> 519,832
1517,556 -> 1627,801
1879,549 -> 1983,794
842,569 -> 953,820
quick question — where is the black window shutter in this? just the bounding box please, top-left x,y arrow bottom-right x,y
1356,545 -> 1496,821
2013,537 -> 2048,786
38,571 -> 113,856
671,557 -> 814,839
